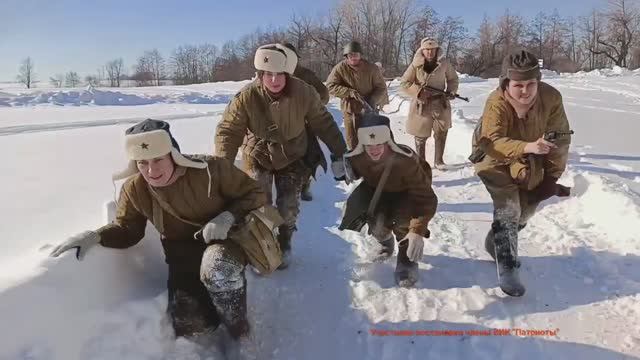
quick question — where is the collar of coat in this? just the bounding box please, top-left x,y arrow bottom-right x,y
501,88 -> 539,119
342,58 -> 372,71
411,49 -> 445,68
255,74 -> 293,100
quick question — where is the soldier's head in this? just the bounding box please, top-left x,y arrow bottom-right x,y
112,119 -> 208,187
345,113 -> 412,162
500,49 -> 541,105
254,44 -> 298,94
343,41 -> 363,66
420,38 -> 439,62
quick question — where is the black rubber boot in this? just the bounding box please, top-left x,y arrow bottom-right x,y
394,241 -> 418,288
492,220 -> 525,297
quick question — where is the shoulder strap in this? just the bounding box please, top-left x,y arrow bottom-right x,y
148,185 -> 203,228
366,153 -> 395,217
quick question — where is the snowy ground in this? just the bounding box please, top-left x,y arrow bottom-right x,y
1,71 -> 639,360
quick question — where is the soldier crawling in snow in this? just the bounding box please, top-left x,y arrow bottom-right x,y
471,49 -> 572,296
339,113 -> 438,287
50,119 -> 272,344
215,43 -> 348,269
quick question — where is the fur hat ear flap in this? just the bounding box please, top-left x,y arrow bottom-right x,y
275,44 -> 298,75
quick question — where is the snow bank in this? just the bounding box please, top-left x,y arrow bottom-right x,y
0,88 -> 233,107
458,73 -> 487,83
541,69 -> 560,79
563,65 -> 635,78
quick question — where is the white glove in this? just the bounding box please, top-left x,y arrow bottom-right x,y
50,231 -> 101,260
331,157 -> 346,181
400,232 -> 424,262
196,211 -> 235,244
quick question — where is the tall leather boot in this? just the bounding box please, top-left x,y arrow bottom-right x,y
300,176 -> 313,202
492,220 -> 525,297
414,137 -> 427,162
394,241 -> 419,288
208,279 -> 249,339
434,131 -> 448,170
277,225 -> 294,270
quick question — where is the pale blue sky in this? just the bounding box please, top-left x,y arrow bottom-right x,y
0,0 -> 605,81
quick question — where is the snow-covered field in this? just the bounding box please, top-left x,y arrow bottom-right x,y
1,70 -> 639,360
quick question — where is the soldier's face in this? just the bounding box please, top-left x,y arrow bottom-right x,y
365,143 -> 388,161
422,48 -> 437,61
507,79 -> 539,105
262,71 -> 287,93
137,154 -> 176,187
346,53 -> 361,66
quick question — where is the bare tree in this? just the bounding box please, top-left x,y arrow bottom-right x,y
49,74 -> 64,88
17,57 -> 35,89
288,13 -> 313,53
528,12 -> 549,60
65,71 -> 80,87
307,8 -> 345,71
85,75 -> 100,87
147,49 -> 165,86
97,67 -> 106,86
437,16 -> 468,60
496,9 -> 526,59
199,44 -> 218,83
106,58 -> 124,87
589,0 -> 640,67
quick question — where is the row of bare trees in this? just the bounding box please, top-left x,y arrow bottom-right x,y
16,0 -> 640,88
211,0 -> 640,79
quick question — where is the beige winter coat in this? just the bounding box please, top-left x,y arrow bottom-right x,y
400,51 -> 459,137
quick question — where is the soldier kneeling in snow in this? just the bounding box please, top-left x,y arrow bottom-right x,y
339,114 -> 438,287
50,119 -> 273,342
471,49 -> 572,297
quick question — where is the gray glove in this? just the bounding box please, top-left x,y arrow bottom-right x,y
196,211 -> 235,244
50,231 -> 101,260
400,232 -> 424,262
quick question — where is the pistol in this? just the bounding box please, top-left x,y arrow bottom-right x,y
543,130 -> 574,142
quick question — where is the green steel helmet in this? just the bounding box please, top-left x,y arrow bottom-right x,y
343,41 -> 363,56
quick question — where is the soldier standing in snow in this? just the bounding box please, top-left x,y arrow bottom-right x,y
400,38 -> 459,170
326,41 -> 389,149
215,44 -> 348,269
280,42 -> 330,202
50,119 -> 271,342
339,113 -> 438,287
471,49 -> 572,296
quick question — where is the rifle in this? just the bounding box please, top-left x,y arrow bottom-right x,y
423,85 -> 469,102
